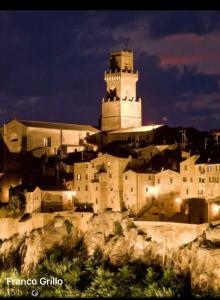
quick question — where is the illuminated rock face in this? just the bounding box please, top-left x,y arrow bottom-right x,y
1,212 -> 220,292
101,50 -> 142,131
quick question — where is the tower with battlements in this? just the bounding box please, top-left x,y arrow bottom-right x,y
101,50 -> 142,131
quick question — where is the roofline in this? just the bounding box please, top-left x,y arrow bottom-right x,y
2,119 -> 100,132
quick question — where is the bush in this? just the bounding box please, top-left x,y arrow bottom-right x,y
64,219 -> 73,235
113,221 -> 123,236
127,221 -> 137,229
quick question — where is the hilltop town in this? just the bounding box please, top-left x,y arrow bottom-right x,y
0,49 -> 220,224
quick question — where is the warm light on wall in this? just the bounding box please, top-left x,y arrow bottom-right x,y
72,191 -> 77,196
212,204 -> 220,216
175,197 -> 182,204
146,186 -> 159,196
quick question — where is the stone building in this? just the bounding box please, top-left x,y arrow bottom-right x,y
22,185 -> 74,213
180,153 -> 220,222
73,153 -> 131,213
123,168 -> 181,220
1,119 -> 100,157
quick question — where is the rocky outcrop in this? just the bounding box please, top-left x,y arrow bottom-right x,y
0,211 -> 220,293
0,214 -> 83,274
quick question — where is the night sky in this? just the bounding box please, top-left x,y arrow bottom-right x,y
0,11 -> 220,131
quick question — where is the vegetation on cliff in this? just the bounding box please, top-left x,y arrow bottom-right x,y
0,248 -> 191,298
0,197 -> 24,218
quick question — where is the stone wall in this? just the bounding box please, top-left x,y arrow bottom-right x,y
133,220 -> 208,248
0,211 -> 93,240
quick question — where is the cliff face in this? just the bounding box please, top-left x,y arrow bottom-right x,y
0,211 -> 220,293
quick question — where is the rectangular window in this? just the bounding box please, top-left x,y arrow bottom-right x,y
96,198 -> 98,204
77,174 -> 81,180
110,187 -> 113,191
207,166 -> 212,172
96,186 -> 98,191
107,161 -> 111,167
85,185 -> 88,191
183,177 -> 187,182
86,164 -> 88,168
125,175 -> 128,180
184,165 -> 187,171
146,187 -> 148,192
78,186 -> 80,191
190,178 -> 193,182
85,174 -> 88,180
43,137 -> 51,147
148,176 -> 151,181
186,189 -> 188,194
170,178 -> 173,183
131,187 -> 133,192
157,179 -> 160,184
109,173 -> 112,178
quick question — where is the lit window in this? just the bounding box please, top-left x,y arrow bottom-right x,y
207,166 -> 212,172
77,174 -> 81,180
107,161 -> 111,167
43,137 -> 51,147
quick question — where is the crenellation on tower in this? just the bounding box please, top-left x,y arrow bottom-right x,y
101,50 -> 142,131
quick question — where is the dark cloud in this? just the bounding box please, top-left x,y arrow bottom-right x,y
147,11 -> 220,39
0,11 -> 220,130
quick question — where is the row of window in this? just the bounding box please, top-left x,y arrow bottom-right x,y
76,172 -> 112,180
77,186 -> 115,192
185,189 -> 206,196
184,165 -> 220,172
183,177 -> 219,183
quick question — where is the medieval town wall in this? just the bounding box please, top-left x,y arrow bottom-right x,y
133,220 -> 208,248
0,211 -> 93,240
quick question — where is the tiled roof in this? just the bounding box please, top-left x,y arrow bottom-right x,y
109,124 -> 163,133
17,119 -> 100,132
